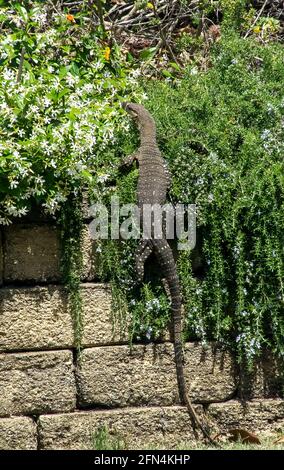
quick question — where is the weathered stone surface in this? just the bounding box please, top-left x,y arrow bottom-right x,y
0,286 -> 73,351
208,399 -> 284,435
2,223 -> 99,282
0,350 -> 76,416
238,351 -> 284,399
77,343 -> 237,407
38,406 -> 202,450
3,224 -> 60,282
0,283 -> 128,351
0,416 -> 37,450
81,226 -> 99,281
81,283 -> 129,346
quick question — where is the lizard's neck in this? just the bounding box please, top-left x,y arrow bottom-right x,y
139,122 -> 157,147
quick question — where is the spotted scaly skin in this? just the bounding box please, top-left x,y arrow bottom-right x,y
121,102 -> 217,445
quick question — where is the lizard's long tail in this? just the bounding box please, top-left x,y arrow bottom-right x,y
152,238 -> 218,446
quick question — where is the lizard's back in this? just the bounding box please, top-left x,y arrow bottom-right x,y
137,146 -> 169,207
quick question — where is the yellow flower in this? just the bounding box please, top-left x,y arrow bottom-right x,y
104,47 -> 111,61
147,2 -> 154,8
66,14 -> 75,23
253,25 -> 261,34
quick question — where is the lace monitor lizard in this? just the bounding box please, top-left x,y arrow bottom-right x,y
121,102 -> 217,445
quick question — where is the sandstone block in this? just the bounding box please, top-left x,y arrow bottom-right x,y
38,406 -> 201,450
3,224 -> 60,282
0,284 -> 127,351
76,343 -> 237,407
3,224 -> 99,283
0,416 -> 37,450
0,286 -> 73,351
208,399 -> 284,435
238,351 -> 284,399
0,350 -> 76,416
81,283 -> 129,347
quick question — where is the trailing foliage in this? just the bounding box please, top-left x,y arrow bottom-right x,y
59,194 -> 84,350
144,34 -> 284,365
98,33 -> 284,367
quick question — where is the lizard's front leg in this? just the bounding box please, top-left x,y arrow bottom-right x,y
120,150 -> 140,168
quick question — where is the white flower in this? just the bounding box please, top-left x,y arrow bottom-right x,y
3,69 -> 15,81
30,105 -> 40,114
82,83 -> 94,93
17,207 -> 28,216
92,60 -> 103,70
66,73 -> 79,86
32,10 -> 48,26
146,327 -> 153,340
236,333 -> 245,343
97,174 -> 110,183
67,168 -> 76,176
233,245 -> 240,258
261,129 -> 271,140
34,176 -> 44,185
196,177 -> 204,185
6,204 -> 19,216
13,16 -> 24,28
190,67 -> 198,75
10,180 -> 19,189
43,98 -> 51,108
0,216 -> 11,225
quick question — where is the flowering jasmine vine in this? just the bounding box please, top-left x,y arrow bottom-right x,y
0,3 -> 142,224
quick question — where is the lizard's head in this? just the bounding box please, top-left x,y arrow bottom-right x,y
122,102 -> 155,131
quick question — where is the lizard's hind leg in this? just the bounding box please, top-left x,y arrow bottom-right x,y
135,240 -> 153,283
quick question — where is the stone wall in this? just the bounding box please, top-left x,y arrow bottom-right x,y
0,216 -> 283,450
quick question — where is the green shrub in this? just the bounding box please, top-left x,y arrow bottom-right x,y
144,33 -> 284,365
102,33 -> 284,367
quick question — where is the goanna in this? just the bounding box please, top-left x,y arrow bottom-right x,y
121,102 -> 217,445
